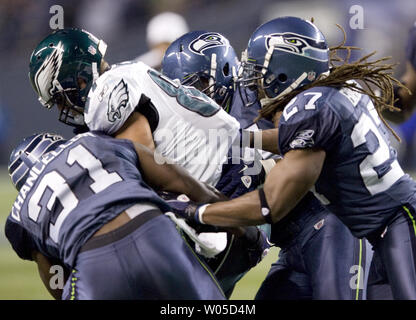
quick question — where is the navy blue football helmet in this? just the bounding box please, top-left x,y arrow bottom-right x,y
240,16 -> 330,106
162,31 -> 240,110
8,133 -> 66,191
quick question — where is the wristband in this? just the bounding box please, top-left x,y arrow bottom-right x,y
258,187 -> 273,224
195,204 -> 210,224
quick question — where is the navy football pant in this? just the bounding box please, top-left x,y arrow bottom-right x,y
367,205 -> 416,299
62,210 -> 225,300
255,212 -> 372,300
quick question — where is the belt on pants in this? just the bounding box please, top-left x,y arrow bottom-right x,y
79,203 -> 162,253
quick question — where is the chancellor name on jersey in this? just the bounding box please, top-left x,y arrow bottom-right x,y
6,132 -> 170,268
278,85 -> 416,238
85,61 -> 240,186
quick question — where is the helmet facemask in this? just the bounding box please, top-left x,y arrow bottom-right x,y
181,53 -> 236,110
238,49 -> 268,107
54,87 -> 85,127
240,42 -> 328,109
162,31 -> 239,112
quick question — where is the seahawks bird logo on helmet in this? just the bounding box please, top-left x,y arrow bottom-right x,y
189,32 -> 228,55
265,32 -> 328,61
240,16 -> 330,105
162,30 -> 239,110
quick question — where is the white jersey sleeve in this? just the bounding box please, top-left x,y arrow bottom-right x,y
85,61 -> 146,135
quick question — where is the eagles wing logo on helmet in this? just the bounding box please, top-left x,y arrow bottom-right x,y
107,79 -> 129,123
33,41 -> 64,108
189,32 -> 228,55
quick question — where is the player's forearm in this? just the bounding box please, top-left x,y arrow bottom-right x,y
201,149 -> 325,227
163,167 -> 224,203
201,169 -> 309,227
264,148 -> 326,222
134,142 -> 221,202
246,128 -> 280,154
202,190 -> 265,227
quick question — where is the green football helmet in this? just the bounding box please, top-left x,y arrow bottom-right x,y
28,28 -> 107,127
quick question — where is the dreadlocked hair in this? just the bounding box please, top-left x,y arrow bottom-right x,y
258,24 -> 410,141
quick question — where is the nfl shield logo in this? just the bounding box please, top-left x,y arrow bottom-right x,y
241,175 -> 252,189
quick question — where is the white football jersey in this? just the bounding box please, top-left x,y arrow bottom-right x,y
85,61 -> 240,186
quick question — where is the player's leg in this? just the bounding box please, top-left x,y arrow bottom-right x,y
371,206 -> 416,299
304,212 -> 371,300
255,249 -> 312,300
366,249 -> 393,300
62,210 -> 225,300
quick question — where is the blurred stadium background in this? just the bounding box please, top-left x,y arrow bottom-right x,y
0,0 -> 416,299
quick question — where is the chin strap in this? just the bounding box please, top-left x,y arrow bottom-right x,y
209,53 -> 217,96
92,62 -> 99,83
97,39 -> 107,57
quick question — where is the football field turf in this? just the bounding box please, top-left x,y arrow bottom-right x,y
0,167 -> 278,300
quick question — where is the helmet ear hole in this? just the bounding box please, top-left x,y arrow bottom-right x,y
278,73 -> 288,83
223,63 -> 229,76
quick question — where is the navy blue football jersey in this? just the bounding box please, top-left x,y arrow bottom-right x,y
278,85 -> 416,238
5,132 -> 170,268
229,86 -> 276,162
230,86 -> 275,131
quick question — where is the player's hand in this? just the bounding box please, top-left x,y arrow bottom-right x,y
201,182 -> 228,203
241,227 -> 271,268
216,159 -> 262,198
158,191 -> 220,232
158,191 -> 198,219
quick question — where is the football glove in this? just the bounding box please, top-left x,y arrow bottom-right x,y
158,191 -> 218,232
241,226 -> 272,267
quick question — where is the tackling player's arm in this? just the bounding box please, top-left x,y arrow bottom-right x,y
188,91 -> 338,227
245,128 -> 280,154
133,142 -> 226,203
245,111 -> 282,154
199,148 -> 325,226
